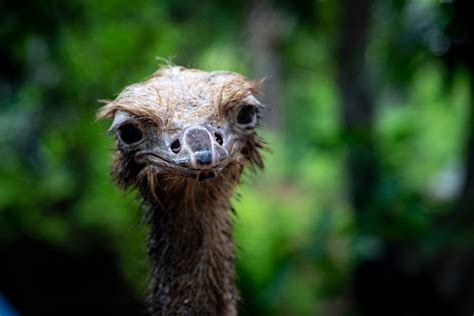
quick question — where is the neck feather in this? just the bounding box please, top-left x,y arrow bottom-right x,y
143,166 -> 241,316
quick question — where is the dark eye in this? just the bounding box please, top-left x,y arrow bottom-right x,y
118,123 -> 143,144
236,105 -> 256,126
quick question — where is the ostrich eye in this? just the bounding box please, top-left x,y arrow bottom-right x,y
236,105 -> 256,126
118,123 -> 143,144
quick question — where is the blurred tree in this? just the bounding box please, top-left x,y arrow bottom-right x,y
434,1 -> 474,314
247,0 -> 286,131
0,1 -> 147,314
336,0 -> 379,218
444,0 -> 474,223
338,0 -> 474,315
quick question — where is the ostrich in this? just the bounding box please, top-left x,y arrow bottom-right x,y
98,66 -> 265,315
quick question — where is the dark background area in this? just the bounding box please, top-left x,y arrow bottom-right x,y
1,0 -> 473,315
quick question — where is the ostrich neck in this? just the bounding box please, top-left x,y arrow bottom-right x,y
145,178 -> 238,316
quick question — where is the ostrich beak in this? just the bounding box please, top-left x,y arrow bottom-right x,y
136,124 -> 238,181
174,125 -> 230,170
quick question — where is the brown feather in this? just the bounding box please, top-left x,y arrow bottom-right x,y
98,65 -> 266,315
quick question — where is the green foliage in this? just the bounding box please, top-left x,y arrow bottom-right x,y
1,0 -> 471,315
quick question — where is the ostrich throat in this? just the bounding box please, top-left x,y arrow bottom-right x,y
143,163 -> 241,315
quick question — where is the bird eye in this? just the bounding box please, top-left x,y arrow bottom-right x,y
118,123 -> 143,144
236,105 -> 257,126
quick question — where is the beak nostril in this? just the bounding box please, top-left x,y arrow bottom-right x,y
170,139 -> 182,154
214,133 -> 223,146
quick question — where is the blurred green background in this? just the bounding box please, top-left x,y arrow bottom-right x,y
1,0 -> 473,315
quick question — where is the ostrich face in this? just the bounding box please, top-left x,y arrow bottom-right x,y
99,66 -> 264,182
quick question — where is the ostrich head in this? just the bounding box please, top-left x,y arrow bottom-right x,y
98,66 -> 264,197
